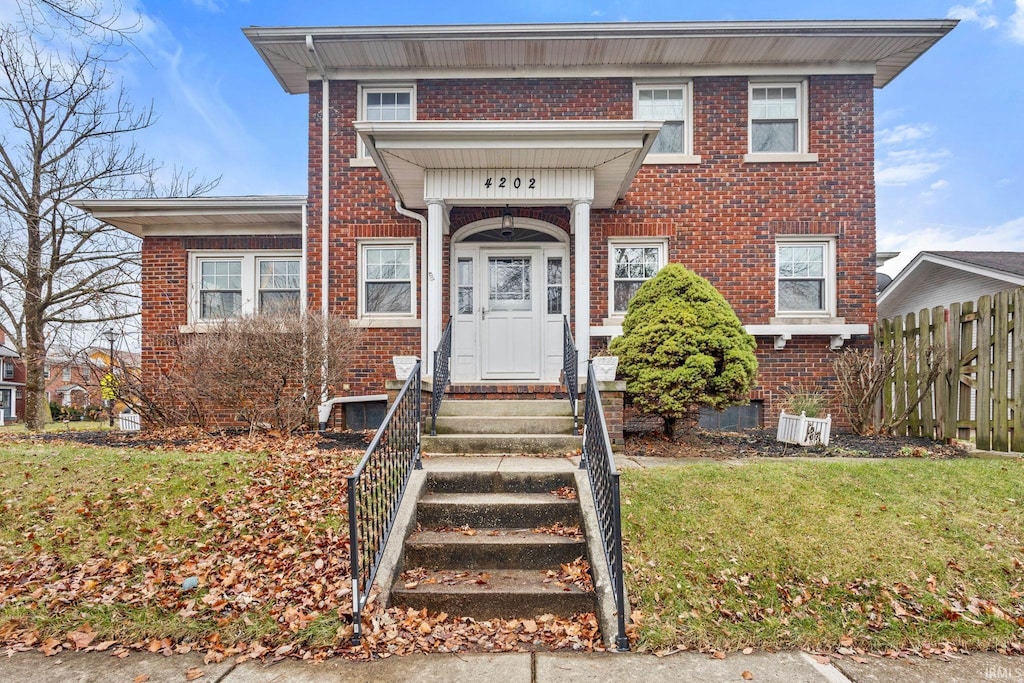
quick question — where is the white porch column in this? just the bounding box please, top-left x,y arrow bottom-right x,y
425,199 -> 447,376
572,200 -> 591,373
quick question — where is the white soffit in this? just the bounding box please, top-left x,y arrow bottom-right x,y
243,20 -> 958,94
70,196 -> 306,237
354,120 -> 662,209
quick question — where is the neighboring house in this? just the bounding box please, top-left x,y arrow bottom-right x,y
878,252 -> 1024,321
0,332 -> 26,423
74,19 -> 955,428
44,348 -> 140,409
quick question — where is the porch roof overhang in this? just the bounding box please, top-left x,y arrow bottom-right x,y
69,196 -> 306,238
354,120 -> 663,209
244,20 -> 957,94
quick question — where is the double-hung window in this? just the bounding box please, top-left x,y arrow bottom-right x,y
748,81 -> 814,161
609,242 -> 667,316
635,82 -> 696,161
190,252 -> 302,324
776,241 -> 834,317
2,360 -> 12,380
62,367 -> 72,382
360,243 -> 415,317
357,85 -> 415,158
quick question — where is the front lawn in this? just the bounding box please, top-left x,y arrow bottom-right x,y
622,459 -> 1024,653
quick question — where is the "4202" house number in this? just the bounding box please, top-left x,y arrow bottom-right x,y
484,176 -> 537,190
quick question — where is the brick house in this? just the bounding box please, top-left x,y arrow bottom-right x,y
74,19 -> 955,430
0,332 -> 25,423
44,348 -> 140,412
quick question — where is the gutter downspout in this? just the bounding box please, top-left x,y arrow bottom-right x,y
395,201 -> 429,369
309,35 -> 335,431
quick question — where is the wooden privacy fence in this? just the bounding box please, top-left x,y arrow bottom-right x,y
878,286 -> 1023,452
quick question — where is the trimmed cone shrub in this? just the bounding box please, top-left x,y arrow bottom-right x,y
609,263 -> 758,439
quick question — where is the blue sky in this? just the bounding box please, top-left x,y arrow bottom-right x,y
16,0 -> 1024,276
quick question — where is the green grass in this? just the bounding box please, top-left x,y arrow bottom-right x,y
622,459 -> 1024,652
0,420 -> 115,433
0,442 -> 253,566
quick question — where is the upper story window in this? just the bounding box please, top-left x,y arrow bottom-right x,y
189,252 -> 302,324
609,241 -> 667,316
776,240 -> 834,317
2,360 -> 12,380
360,242 -> 416,317
747,81 -> 815,161
635,82 -> 698,163
62,366 -> 72,382
358,85 -> 415,158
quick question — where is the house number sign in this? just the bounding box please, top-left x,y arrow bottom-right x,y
483,175 -> 537,190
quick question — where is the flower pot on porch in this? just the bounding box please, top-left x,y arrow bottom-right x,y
392,356 -> 419,379
592,355 -> 619,381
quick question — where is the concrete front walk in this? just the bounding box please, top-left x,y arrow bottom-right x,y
2,650 -> 1021,683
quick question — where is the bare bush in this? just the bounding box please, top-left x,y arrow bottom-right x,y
832,340 -> 945,436
116,313 -> 361,433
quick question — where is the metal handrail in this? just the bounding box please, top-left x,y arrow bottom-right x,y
430,318 -> 453,436
579,361 -> 630,650
563,315 -> 579,434
347,361 -> 421,645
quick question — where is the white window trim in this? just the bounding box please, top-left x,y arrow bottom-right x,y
634,80 -> 701,165
774,238 -> 836,319
353,83 -> 417,161
185,251 -> 302,329
605,239 -> 668,322
358,239 -> 418,326
744,79 -> 818,163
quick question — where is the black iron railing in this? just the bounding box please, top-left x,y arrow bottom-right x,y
579,361 -> 630,651
563,315 -> 579,434
430,319 -> 453,436
347,361 -> 421,644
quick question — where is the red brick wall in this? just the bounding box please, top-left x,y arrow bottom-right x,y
138,73 -> 876,428
302,74 -> 876,423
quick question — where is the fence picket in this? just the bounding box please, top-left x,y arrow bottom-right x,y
932,305 -> 949,440
958,301 -> 976,439
993,290 -> 1011,451
918,306 -> 935,438
976,295 -> 993,450
1012,288 -> 1024,452
893,314 -> 908,436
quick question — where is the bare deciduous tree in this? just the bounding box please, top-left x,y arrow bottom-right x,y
0,27 -> 214,429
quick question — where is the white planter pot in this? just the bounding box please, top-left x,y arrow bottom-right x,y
776,410 -> 832,447
392,355 -> 419,379
592,356 -> 619,381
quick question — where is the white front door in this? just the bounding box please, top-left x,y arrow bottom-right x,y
482,253 -> 540,379
451,235 -> 568,383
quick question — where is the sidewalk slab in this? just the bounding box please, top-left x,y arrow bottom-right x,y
225,652 -> 532,682
536,651 -> 838,682
833,652 -> 1024,682
0,651 -> 233,683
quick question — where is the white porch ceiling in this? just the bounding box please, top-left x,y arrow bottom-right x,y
354,120 -> 662,209
244,20 -> 957,93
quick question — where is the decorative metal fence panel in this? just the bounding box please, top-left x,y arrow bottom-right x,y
431,319 -> 453,436
347,361 -> 421,643
580,362 -> 629,650
563,315 -> 579,433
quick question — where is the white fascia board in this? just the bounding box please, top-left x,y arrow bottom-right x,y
312,62 -> 877,83
356,120 -> 664,138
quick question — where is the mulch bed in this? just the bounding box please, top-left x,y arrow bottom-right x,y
2,426 -> 373,452
625,428 -> 971,460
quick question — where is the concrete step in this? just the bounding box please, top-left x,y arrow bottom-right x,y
390,568 -> 595,619
421,434 -> 582,455
417,492 -> 581,528
404,528 -> 586,569
427,470 -> 576,494
438,399 -> 574,418
433,415 -> 576,435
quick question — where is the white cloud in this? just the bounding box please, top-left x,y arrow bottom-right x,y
190,0 -> 226,13
877,124 -> 935,146
878,215 -> 1024,276
876,149 -> 950,186
930,179 -> 950,191
1010,0 -> 1024,43
948,0 -> 1000,29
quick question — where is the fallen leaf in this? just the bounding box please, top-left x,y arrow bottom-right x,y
712,651 -> 726,660
742,672 -> 754,680
742,647 -> 754,655
133,675 -> 150,683
185,667 -> 204,681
